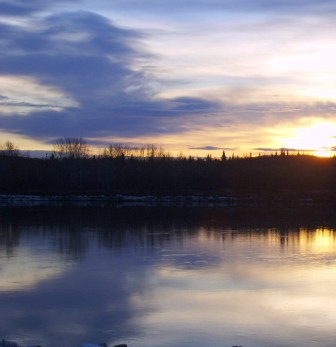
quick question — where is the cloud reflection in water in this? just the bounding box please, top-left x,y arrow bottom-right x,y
1,207 -> 336,347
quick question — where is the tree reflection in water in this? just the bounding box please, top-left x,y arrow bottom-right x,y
1,205 -> 336,347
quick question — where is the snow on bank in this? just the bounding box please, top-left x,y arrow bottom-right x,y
0,194 -> 240,207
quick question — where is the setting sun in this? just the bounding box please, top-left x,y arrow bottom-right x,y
281,121 -> 336,157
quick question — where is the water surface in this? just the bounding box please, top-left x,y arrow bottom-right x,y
1,205 -> 336,347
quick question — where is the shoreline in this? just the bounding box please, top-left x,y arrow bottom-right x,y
0,192 -> 328,207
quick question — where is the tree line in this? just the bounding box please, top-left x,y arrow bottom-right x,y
1,137 -> 336,197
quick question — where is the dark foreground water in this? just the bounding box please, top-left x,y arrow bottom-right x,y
1,205 -> 336,347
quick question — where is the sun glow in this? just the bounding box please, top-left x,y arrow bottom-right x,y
312,229 -> 336,253
281,121 -> 336,157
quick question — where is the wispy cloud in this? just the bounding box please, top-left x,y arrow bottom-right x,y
0,0 -> 80,15
102,0 -> 336,16
1,0 -> 336,153
0,10 -> 220,142
189,146 -> 238,151
255,147 -> 307,152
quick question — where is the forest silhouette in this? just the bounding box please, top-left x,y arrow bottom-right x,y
1,138 -> 336,201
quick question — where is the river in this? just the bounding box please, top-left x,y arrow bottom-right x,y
1,204 -> 336,347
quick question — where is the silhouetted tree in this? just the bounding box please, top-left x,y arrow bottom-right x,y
1,139 -> 336,197
0,141 -> 19,157
101,144 -> 127,159
53,137 -> 90,159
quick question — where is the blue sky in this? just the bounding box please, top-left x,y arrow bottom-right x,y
1,0 -> 336,156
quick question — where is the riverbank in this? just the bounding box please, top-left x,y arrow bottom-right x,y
0,192 -> 332,207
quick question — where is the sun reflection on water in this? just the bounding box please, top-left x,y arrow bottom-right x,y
132,226 -> 336,347
2,209 -> 336,347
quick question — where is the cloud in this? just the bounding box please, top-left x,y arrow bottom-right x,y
189,146 -> 238,151
1,4 -> 336,152
0,1 -> 44,15
254,147 -> 284,152
0,12 -> 143,91
0,10 -> 220,142
0,0 -> 80,15
101,0 -> 336,16
0,100 -> 56,109
171,97 -> 219,112
254,147 -> 316,152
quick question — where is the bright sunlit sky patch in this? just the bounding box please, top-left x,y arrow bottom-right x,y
1,0 -> 336,156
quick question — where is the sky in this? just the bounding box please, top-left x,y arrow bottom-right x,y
1,0 -> 336,157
